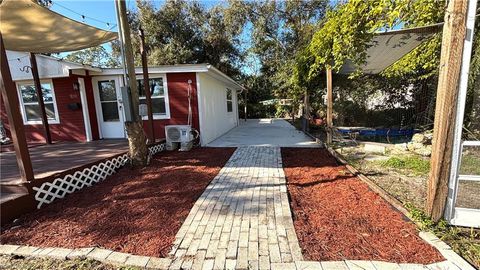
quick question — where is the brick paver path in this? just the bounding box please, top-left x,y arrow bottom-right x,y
169,146 -> 303,270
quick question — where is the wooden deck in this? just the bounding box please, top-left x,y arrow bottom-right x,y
1,140 -> 129,185
0,140 -> 128,203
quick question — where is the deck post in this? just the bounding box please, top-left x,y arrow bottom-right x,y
0,32 -> 34,183
426,0 -> 468,221
326,67 -> 333,144
139,27 -> 155,142
29,53 -> 52,144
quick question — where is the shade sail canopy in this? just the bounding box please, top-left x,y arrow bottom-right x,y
0,0 -> 117,53
340,24 -> 442,74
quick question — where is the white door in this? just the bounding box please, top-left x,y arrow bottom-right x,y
93,77 -> 125,138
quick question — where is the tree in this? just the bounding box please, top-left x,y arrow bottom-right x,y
292,0 -> 448,129
65,45 -> 120,67
245,0 -> 328,116
120,0 -> 246,78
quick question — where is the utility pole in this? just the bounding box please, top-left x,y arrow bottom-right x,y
139,27 -> 155,143
326,67 -> 333,144
115,0 -> 148,166
29,53 -> 52,144
426,0 -> 468,221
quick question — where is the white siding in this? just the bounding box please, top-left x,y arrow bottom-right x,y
197,72 -> 239,145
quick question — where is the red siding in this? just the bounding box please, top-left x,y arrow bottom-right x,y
1,75 -> 87,143
1,72 -> 201,144
142,72 -> 200,140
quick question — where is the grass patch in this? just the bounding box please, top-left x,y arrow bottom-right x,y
379,156 -> 430,176
0,255 -> 140,270
460,154 -> 480,175
405,203 -> 480,269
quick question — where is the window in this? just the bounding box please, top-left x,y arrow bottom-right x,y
226,89 -> 233,112
136,76 -> 170,119
98,80 -> 119,122
17,81 -> 59,124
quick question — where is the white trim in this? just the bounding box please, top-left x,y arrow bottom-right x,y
92,64 -> 245,92
91,75 -> 126,139
450,208 -> 480,228
95,64 -> 210,76
16,79 -> 60,125
134,73 -> 171,120
196,72 -> 204,146
78,78 -> 92,142
226,88 -> 234,114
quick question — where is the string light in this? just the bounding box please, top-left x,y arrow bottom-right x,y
50,0 -> 117,30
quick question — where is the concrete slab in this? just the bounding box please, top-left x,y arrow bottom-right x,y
206,119 -> 320,148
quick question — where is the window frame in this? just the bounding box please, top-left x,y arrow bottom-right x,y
16,79 -> 60,125
226,88 -> 233,113
135,74 -> 170,120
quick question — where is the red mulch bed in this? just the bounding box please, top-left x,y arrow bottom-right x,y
1,147 -> 235,258
281,148 -> 444,264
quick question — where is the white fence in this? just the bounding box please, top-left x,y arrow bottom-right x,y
33,143 -> 165,209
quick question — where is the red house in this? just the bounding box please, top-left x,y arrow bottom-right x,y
1,51 -> 244,146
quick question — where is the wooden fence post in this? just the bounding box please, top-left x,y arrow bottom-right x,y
426,0 -> 468,221
139,27 -> 155,143
29,53 -> 52,144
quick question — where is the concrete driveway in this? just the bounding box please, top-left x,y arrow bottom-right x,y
206,119 -> 321,147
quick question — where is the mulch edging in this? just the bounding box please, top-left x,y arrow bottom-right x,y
282,147 -> 445,264
327,146 -> 476,270
0,147 -> 236,258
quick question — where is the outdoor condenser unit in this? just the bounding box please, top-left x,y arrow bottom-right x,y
165,125 -> 193,151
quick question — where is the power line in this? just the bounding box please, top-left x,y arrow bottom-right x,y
50,0 -> 117,30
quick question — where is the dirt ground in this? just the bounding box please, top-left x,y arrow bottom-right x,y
338,145 -> 480,211
0,147 -> 235,258
345,154 -> 428,210
282,148 -> 444,264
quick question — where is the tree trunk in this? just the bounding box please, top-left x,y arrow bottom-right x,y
125,121 -> 149,166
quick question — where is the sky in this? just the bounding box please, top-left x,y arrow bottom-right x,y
50,0 -> 258,74
50,0 -> 223,32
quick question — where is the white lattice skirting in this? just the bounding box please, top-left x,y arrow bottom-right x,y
33,143 -> 166,209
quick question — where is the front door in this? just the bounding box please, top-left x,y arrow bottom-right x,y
93,77 -> 125,138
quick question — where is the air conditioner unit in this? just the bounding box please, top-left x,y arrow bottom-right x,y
165,125 -> 193,151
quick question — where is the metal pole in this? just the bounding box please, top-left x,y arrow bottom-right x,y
326,67 -> 333,144
244,89 -> 247,121
139,27 -> 155,142
29,53 -> 52,144
0,32 -> 34,182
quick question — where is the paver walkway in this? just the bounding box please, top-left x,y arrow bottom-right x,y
169,146 -> 302,270
207,119 -> 319,148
